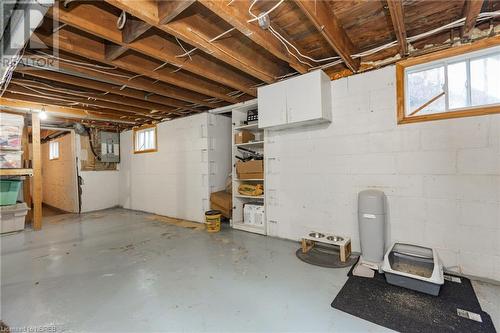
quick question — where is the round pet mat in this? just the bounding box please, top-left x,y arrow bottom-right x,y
296,244 -> 359,268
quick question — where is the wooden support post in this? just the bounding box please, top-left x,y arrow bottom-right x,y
31,112 -> 42,230
21,126 -> 32,223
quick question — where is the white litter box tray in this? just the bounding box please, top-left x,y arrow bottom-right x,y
382,243 -> 444,296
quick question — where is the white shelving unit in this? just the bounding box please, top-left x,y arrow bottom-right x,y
231,100 -> 266,236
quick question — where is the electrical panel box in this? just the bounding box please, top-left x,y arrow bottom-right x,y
100,131 -> 120,163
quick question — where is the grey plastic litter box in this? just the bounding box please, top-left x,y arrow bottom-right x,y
382,243 -> 444,296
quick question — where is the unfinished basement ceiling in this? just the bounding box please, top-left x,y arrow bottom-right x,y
1,0 -> 499,129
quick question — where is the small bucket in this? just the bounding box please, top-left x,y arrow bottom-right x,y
205,210 -> 221,233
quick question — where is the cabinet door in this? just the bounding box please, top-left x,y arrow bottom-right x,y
286,71 -> 322,124
258,82 -> 287,128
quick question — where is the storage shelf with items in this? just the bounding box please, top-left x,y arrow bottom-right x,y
231,99 -> 266,235
0,112 -> 30,232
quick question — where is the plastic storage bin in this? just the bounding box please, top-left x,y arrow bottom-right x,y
382,243 -> 444,296
0,150 -> 23,168
0,202 -> 28,233
0,113 -> 24,150
0,179 -> 22,205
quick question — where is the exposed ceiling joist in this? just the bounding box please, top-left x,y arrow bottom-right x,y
0,97 -> 138,124
157,0 -> 196,25
294,0 -> 360,72
105,0 -> 288,83
15,67 -> 187,115
2,90 -> 149,121
33,30 -> 220,107
51,4 -> 258,97
8,80 -> 168,118
21,54 -> 202,112
105,43 -> 129,61
198,0 -> 308,74
387,0 -> 408,56
122,16 -> 152,43
462,0 -> 484,37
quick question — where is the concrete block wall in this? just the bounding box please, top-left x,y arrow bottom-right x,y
119,113 -> 231,223
265,65 -> 500,281
74,134 -> 120,213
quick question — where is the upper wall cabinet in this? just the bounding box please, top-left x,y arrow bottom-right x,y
258,70 -> 332,129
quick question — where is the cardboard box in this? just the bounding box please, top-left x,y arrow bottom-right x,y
234,130 -> 255,144
236,160 -> 263,180
210,191 -> 232,218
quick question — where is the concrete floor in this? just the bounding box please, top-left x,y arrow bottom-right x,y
1,208 -> 499,332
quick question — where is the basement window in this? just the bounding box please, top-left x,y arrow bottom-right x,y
49,141 -> 59,160
134,125 -> 157,154
397,42 -> 500,124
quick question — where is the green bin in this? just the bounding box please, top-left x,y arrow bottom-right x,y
0,180 -> 22,206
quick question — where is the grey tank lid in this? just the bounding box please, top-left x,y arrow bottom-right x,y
358,189 -> 386,214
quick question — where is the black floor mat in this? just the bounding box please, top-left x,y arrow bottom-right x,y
331,264 -> 497,333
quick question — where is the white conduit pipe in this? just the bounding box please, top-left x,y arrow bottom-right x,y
247,0 -> 284,23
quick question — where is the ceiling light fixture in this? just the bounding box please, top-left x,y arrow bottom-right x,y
39,106 -> 48,120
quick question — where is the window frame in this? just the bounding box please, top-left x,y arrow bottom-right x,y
133,124 -> 157,154
49,141 -> 59,160
396,37 -> 500,124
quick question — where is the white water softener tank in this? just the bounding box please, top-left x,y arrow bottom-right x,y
358,190 -> 386,267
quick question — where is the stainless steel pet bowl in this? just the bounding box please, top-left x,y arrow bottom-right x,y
327,235 -> 344,242
309,232 -> 325,238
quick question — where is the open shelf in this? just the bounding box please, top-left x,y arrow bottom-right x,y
232,221 -> 266,235
235,178 -> 264,181
234,123 -> 260,131
235,194 -> 264,199
0,168 -> 33,177
235,141 -> 264,147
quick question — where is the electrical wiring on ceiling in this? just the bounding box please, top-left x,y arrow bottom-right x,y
245,0 -> 500,74
8,81 -> 162,119
0,46 -> 27,97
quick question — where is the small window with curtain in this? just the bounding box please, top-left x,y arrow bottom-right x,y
133,125 -> 157,154
49,141 -> 59,160
397,41 -> 500,124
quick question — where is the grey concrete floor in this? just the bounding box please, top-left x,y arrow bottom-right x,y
1,208 -> 498,332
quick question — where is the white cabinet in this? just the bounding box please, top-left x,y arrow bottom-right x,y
258,70 -> 332,129
257,80 -> 287,128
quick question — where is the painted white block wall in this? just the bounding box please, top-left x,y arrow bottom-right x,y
80,171 -> 120,213
75,135 -> 120,213
119,113 -> 231,223
265,65 -> 500,281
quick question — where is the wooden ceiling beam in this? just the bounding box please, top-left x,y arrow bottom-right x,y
3,86 -> 157,121
462,0 -> 484,38
198,0 -> 308,74
294,0 -> 360,72
106,0 -> 288,83
52,4 -> 257,97
41,25 -> 235,105
7,80 -> 166,119
33,30 -> 219,108
157,0 -> 196,25
105,43 -> 129,61
15,67 -> 189,115
387,0 -> 408,56
21,54 -> 203,112
122,16 -> 152,43
0,97 -> 138,124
